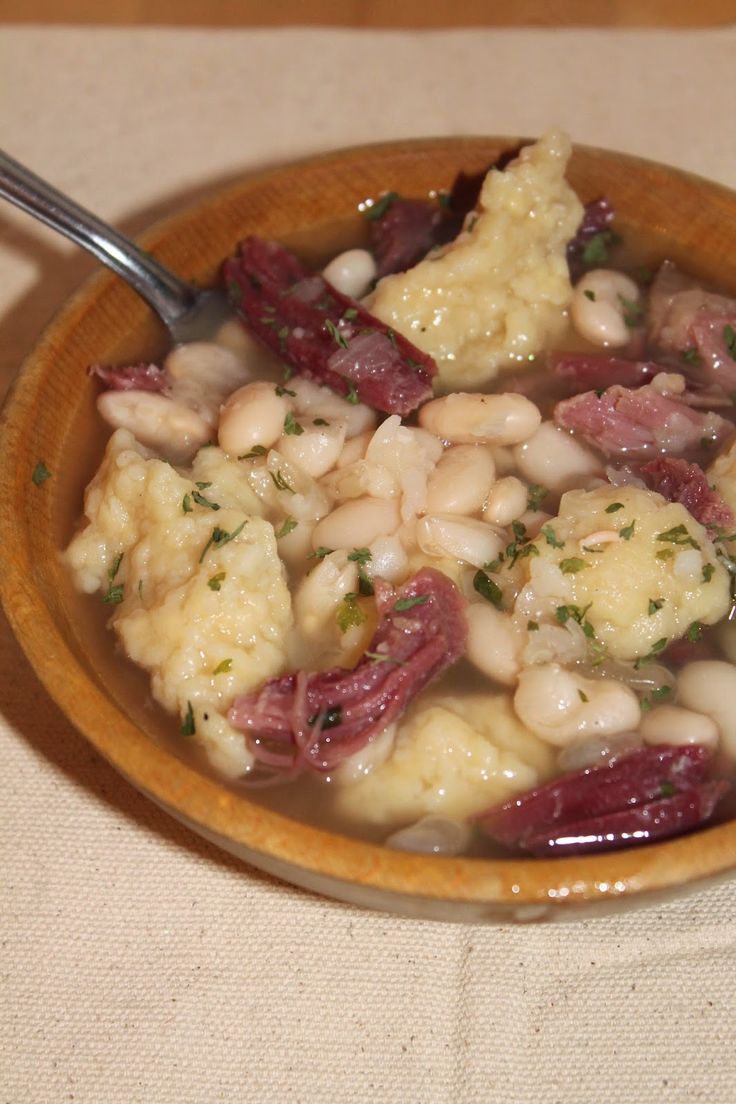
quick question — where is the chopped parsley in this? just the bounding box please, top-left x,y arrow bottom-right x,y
239,444 -> 267,460
31,461 -> 52,486
180,701 -> 195,736
199,521 -> 246,564
583,289 -> 596,301
344,380 -> 359,405
277,326 -> 289,353
686,621 -> 704,642
108,553 -> 123,581
702,563 -> 716,583
634,637 -> 668,668
556,603 -> 595,639
506,521 -> 539,566
656,548 -> 675,561
578,689 -> 589,703
473,570 -> 504,609
336,593 -> 366,632
541,525 -> 564,549
364,650 -> 402,665
619,520 -> 636,541
192,489 -> 221,511
275,384 -> 296,398
343,307 -> 358,321
182,493 -> 193,513
347,547 -> 372,565
313,417 -> 329,427
527,620 -> 539,632
724,324 -> 736,360
395,595 -> 430,612
207,571 -> 226,591
682,347 -> 701,366
659,780 -> 677,797
283,412 -> 304,436
213,658 -> 233,675
102,584 -> 124,605
348,548 -> 374,595
559,557 -> 587,574
269,469 -> 294,493
325,319 -> 349,349
648,598 -> 665,615
655,524 -> 700,550
605,502 -> 624,514
364,191 -> 398,221
275,516 -> 298,539
309,546 -> 334,560
526,484 -> 548,511
618,295 -> 644,328
581,229 -> 620,267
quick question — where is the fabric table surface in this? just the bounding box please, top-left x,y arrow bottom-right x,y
1,24 -> 735,1104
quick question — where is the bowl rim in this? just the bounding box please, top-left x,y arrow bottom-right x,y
3,134 -> 736,913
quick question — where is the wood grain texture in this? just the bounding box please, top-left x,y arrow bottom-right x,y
2,137 -> 736,919
1,0 -> 734,26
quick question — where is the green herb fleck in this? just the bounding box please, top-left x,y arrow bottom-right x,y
364,650 -> 401,665
344,380 -> 359,405
364,191 -> 398,221
275,516 -> 298,539
283,412 -> 304,436
277,326 -> 289,353
484,556 -> 504,573
581,229 -> 619,266
395,595 -> 430,612
560,557 -> 587,574
239,445 -> 267,460
270,469 -> 294,494
108,553 -> 123,581
659,780 -> 677,797
605,502 -> 624,513
199,521 -> 246,564
347,547 -> 372,565
526,484 -> 548,512
724,324 -> 736,360
342,307 -> 358,321
207,571 -> 226,591
541,525 -> 565,549
656,524 -> 700,550
309,546 -> 334,560
31,461 -> 52,486
618,295 -> 644,328
192,490 -> 221,511
702,563 -> 715,583
686,621 -> 703,642
102,584 -> 124,605
182,493 -> 193,513
313,417 -> 329,427
181,701 -> 195,736
578,689 -> 589,703
336,593 -> 366,632
325,319 -> 348,349
584,289 -> 596,301
656,548 -> 675,561
473,570 -> 504,609
652,684 -> 673,702
527,620 -> 539,632
648,598 -> 665,615
619,520 -> 636,541
634,637 -> 668,668
682,347 -> 701,366
275,384 -> 297,398
213,658 -> 233,675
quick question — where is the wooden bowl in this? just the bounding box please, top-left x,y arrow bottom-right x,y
3,137 -> 736,923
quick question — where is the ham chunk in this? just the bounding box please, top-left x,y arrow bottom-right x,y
640,456 -> 734,529
554,382 -> 732,459
228,567 -> 467,774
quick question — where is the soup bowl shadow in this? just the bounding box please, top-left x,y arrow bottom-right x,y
2,136 -> 736,923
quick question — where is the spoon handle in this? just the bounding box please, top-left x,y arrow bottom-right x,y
0,148 -> 197,330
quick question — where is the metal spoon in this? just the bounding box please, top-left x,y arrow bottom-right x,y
0,149 -> 232,344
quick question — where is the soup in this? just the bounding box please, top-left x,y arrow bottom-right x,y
62,130 -> 736,858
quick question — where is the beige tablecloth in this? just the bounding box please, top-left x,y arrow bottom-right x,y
2,25 -> 736,1104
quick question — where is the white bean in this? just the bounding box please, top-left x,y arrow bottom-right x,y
97,390 -> 211,463
322,248 -> 377,299
418,392 -> 541,446
483,476 -> 528,527
385,815 -> 472,856
513,663 -> 640,747
640,704 -> 719,750
312,496 -> 401,551
571,269 -> 640,348
426,445 -> 496,516
337,429 -> 374,468
289,377 -> 376,438
676,660 -> 736,758
218,381 -> 291,456
416,514 -> 503,568
513,421 -> 602,493
366,534 -> 409,583
294,551 -> 358,639
275,517 -> 316,571
165,341 -> 250,425
275,419 -> 347,479
465,603 -> 521,686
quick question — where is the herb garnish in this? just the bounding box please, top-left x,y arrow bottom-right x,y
336,593 -> 366,632
473,570 -> 504,609
31,461 -> 52,486
348,547 -> 374,596
199,521 -> 246,563
365,650 -> 402,665
275,516 -> 298,539
313,418 -> 329,427
724,324 -> 736,360
584,289 -> 596,302
702,563 -> 715,583
343,307 -> 358,321
283,412 -> 304,436
270,469 -> 294,493
344,381 -> 359,405
213,659 -> 233,675
656,524 -> 700,550
605,502 -> 624,513
275,384 -> 296,398
192,489 -> 221,511
578,689 -> 589,703
309,546 -> 334,560
102,584 -> 124,605
556,603 -> 596,639
364,192 -> 398,221
619,295 -> 644,328
619,521 -> 636,541
526,484 -> 548,511
207,572 -> 226,591
527,620 -> 539,631
560,557 -> 587,574
181,701 -> 195,736
325,319 -> 349,349
648,598 -> 665,615
395,595 -> 430,612
182,493 -> 193,513
686,621 -> 704,642
541,525 -> 565,549
634,637 -> 668,668
682,347 -> 701,366
239,445 -> 267,460
581,229 -> 620,266
108,553 -> 123,581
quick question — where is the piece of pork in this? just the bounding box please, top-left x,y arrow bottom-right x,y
640,456 -> 734,529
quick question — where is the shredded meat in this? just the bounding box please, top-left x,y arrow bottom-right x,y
223,237 -> 436,416
640,456 -> 734,529
554,382 -> 732,458
228,567 -> 467,774
474,745 -> 727,856
89,362 -> 167,392
549,351 -> 661,392
369,197 -> 458,278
